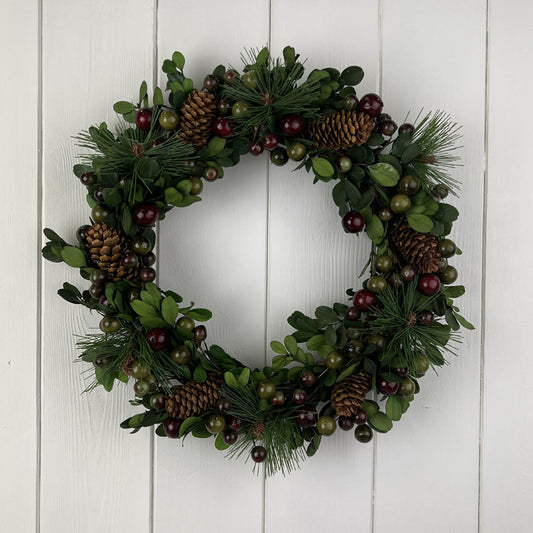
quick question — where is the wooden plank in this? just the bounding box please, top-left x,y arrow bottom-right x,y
374,1 -> 486,532
481,2 -> 533,531
0,1 -> 39,531
266,2 -> 380,532
40,2 -> 154,531
154,2 -> 270,532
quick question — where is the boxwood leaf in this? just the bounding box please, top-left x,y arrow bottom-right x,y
270,341 -> 287,355
312,157 -> 334,178
337,363 -> 356,382
284,335 -> 298,356
224,371 -> 240,389
340,65 -> 364,86
406,214 -> 434,233
186,308 -> 212,322
366,215 -> 385,245
130,299 -> 157,317
153,87 -> 164,106
444,285 -> 465,298
178,416 -> 202,438
61,246 -> 87,267
455,313 -> 475,330
172,51 -> 185,70
113,101 -> 135,114
215,432 -> 229,450
306,334 -> 326,351
139,316 -> 168,328
324,369 -> 337,387
193,366 -> 207,382
237,367 -> 251,387
272,355 -> 292,371
367,163 -> 400,187
369,411 -> 393,433
315,305 -> 338,324
361,400 -> 379,417
385,395 -> 403,421
161,296 -> 178,325
400,144 -> 421,164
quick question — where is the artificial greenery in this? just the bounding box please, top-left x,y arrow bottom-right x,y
42,46 -> 473,477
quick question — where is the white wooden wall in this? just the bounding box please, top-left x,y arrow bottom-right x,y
2,1 -> 532,531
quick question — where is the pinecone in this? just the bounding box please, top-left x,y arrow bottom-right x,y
84,223 -> 140,283
165,372 -> 223,420
331,372 -> 372,418
392,222 -> 441,274
307,111 -> 374,151
178,90 -> 217,149
120,354 -> 135,376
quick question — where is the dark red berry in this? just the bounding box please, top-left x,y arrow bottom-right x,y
295,405 -> 318,428
150,393 -> 166,410
377,378 -> 400,395
217,98 -> 231,115
345,306 -> 360,322
216,398 -> 231,413
223,429 -> 238,445
358,93 -> 384,117
135,108 -> 153,131
398,123 -> 415,135
203,167 -> 219,182
380,119 -> 397,136
293,389 -> 308,405
393,367 -> 409,378
251,445 -> 267,463
163,418 -> 181,438
143,252 -> 156,267
263,133 -> 278,150
417,274 -> 441,296
280,114 -> 303,136
248,141 -> 264,156
149,138 -> 164,148
132,203 -> 158,226
419,310 -> 435,326
146,328 -> 169,351
98,295 -> 111,308
193,325 -> 207,342
80,172 -> 95,186
203,74 -> 219,91
353,289 -> 377,312
400,265 -> 417,282
269,391 -> 285,406
93,186 -> 105,203
342,211 -> 365,233
354,409 -> 368,425
300,370 -> 316,388
122,251 -> 140,268
140,267 -> 156,283
212,116 -> 234,138
229,417 -> 243,431
224,70 -> 238,84
339,416 -> 355,431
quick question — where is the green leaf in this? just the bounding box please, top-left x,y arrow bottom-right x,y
324,326 -> 336,346
43,228 -> 67,245
385,395 -> 403,421
317,345 -> 336,359
284,335 -> 298,356
272,355 -> 292,371
306,334 -> 326,351
177,179 -> 192,195
237,367 -> 251,387
185,308 -> 212,322
315,306 -> 338,324
113,101 -> 135,114
361,400 -> 379,417
130,299 -> 157,317
192,426 -> 212,438
162,59 -> 177,74
270,341 -> 287,355
344,180 -> 362,205
153,87 -> 164,106
224,371 -> 240,389
193,366 -> 207,382
172,51 -> 185,70
340,65 -> 364,86
337,364 -> 356,382
215,432 -> 229,450
138,81 -> 148,104
145,283 -> 162,305
456,313 -> 475,330
139,316 -> 168,328
377,154 -> 402,175
207,136 -> 226,156
136,158 -> 160,179
312,157 -> 334,178
255,47 -> 270,66
72,164 -> 93,178
369,412 -> 393,433
161,296 -> 178,325
283,46 -> 296,68
122,206 -> 132,234
434,203 -> 459,223
178,416 -> 202,438
444,285 -> 465,298
324,369 -> 337,387
400,144 -> 421,164
445,308 -> 460,331
366,215 -> 385,245
306,434 -> 322,457
61,246 -> 87,267
367,163 -> 400,187
406,214 -> 434,233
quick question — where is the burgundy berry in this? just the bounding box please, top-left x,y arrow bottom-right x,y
417,274 -> 441,296
93,186 -> 105,203
280,114 -> 304,136
224,70 -> 238,84
293,389 -> 308,405
393,367 -> 409,378
140,267 -> 156,283
377,378 -> 400,395
203,74 -> 219,91
248,141 -> 264,156
251,446 -> 267,463
132,203 -> 159,227
193,325 -> 207,342
339,416 -> 355,431
80,173 -> 95,186
300,370 -> 316,388
379,119 -> 397,136
98,295 -> 111,308
353,409 -> 368,425
229,417 -> 243,431
400,265 -> 417,282
358,94 -> 384,117
269,391 -> 285,406
146,328 -> 169,351
216,398 -> 231,413
135,108 -> 153,132
345,306 -> 360,322
222,429 -> 238,445
212,116 -> 234,138
163,418 -> 181,438
419,310 -> 435,326
217,99 -> 231,115
342,211 -> 365,233
295,405 -> 318,428
149,138 -> 164,148
203,167 -> 219,182
353,289 -> 377,312
398,123 -> 415,135
263,133 -> 279,150
143,252 -> 156,266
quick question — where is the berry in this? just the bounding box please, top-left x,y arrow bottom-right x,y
270,391 -> 285,406
248,141 -> 264,156
367,276 -> 387,294
91,205 -> 111,223
216,399 -> 231,413
398,175 -> 420,195
270,147 -> 288,166
93,186 -> 105,203
263,133 -> 278,150
193,325 -> 207,342
342,211 -> 365,233
223,429 -> 238,445
377,378 -> 400,395
292,389 -> 308,405
98,295 -> 111,308
414,355 -> 430,376
76,225 -> 91,242
163,418 -> 181,438
390,194 -> 412,214
418,310 -> 435,326
134,379 -> 151,397
90,269 -> 106,286
143,253 -> 156,268
280,114 -> 303,136
417,274 -> 441,296
212,116 -> 234,138
344,94 -> 359,110
295,405 -> 318,428
189,177 -> 203,195
203,167 -> 219,182
346,339 -> 365,358
317,416 -> 337,436
217,99 -> 231,115
122,252 -> 139,269
206,414 -> 226,434
439,265 -> 458,285
149,138 -> 164,148
400,265 -> 417,282
203,74 -> 219,91
326,351 -> 345,370
257,381 -> 276,399
241,71 -> 258,90
367,334 -> 386,353
358,93 -> 384,117
393,367 -> 409,378
437,239 -> 456,258
177,317 -> 195,331
398,123 -> 415,135
223,69 -> 238,84
131,236 -> 152,256
150,393 -> 166,410
380,119 -> 397,136
353,289 -> 377,311
339,416 -> 355,431
135,108 -> 152,131
99,316 -> 120,333
80,172 -> 95,186
354,424 -> 373,443
377,207 -> 393,222
399,378 -> 416,396
300,370 -> 316,387
432,184 -> 449,199
251,445 -> 267,463
232,100 -> 250,116
345,306 -> 360,322
354,409 -> 368,425
133,203 -> 158,226
140,267 -> 156,283
158,109 -> 179,131
438,258 -> 449,273
229,417 -> 243,431
146,328 -> 169,351
170,345 -> 191,365
337,156 -> 353,173
287,142 -> 307,161
130,361 -> 150,379
93,356 -> 112,368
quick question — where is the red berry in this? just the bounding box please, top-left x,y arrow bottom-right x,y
295,405 -> 318,428
358,94 -> 383,117
263,133 -> 279,150
163,418 -> 181,438
417,274 -> 441,296
146,328 -> 169,351
212,116 -> 234,138
203,74 -> 219,91
80,173 -> 95,186
248,141 -> 264,156
419,310 -> 435,326
149,138 -> 164,148
216,398 -> 231,413
193,325 -> 207,342
251,445 -> 267,463
354,409 -> 368,425
140,267 -> 156,283
223,429 -> 238,445
400,265 -> 417,282
269,391 -> 285,406
93,186 -> 105,203
342,211 -> 365,233
224,70 -> 238,84
135,108 -> 153,131
300,370 -> 316,388
379,119 -> 397,136
339,416 -> 355,431
377,378 -> 400,395
353,289 -> 377,311
132,203 -> 158,227
393,367 -> 409,378
293,389 -> 308,405
280,114 -> 303,136
218,99 -> 231,115
398,123 -> 415,135
229,417 -> 243,431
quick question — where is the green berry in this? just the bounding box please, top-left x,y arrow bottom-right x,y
390,194 -> 412,214
439,265 -> 458,284
177,317 -> 195,331
99,315 -> 120,333
158,109 -> 179,131
206,414 -> 226,434
316,416 -> 337,436
367,275 -> 388,294
414,355 -> 430,376
398,175 -> 420,195
399,377 -> 416,396
437,239 -> 456,258
257,381 -> 276,399
326,351 -> 345,370
354,424 -> 373,443
374,255 -> 393,274
91,205 -> 111,223
130,360 -> 150,379
170,345 -> 191,365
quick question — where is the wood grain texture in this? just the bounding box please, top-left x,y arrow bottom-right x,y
154,2 -> 270,532
0,1 -> 39,531
265,2 -> 379,532
374,1 -> 486,532
40,2 -> 155,532
481,1 -> 533,531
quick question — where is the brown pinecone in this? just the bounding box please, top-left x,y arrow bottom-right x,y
178,90 -> 217,149
120,354 -> 135,376
84,223 -> 140,283
392,221 -> 441,274
165,372 -> 223,420
307,110 -> 374,150
331,372 -> 372,418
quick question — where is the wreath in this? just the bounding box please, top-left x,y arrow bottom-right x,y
42,46 -> 473,476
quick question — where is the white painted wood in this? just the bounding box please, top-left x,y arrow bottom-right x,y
266,2 -> 379,532
40,2 -> 155,532
481,2 -> 533,531
154,2 -> 270,532
374,2 -> 486,532
0,1 -> 39,531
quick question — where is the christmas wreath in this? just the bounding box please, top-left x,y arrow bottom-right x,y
42,47 -> 473,476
